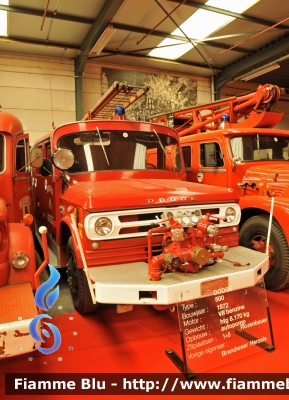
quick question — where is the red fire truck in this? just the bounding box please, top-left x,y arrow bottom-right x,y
0,110 -> 45,359
31,82 -> 268,314
152,83 -> 288,291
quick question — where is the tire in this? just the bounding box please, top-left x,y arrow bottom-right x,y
239,215 -> 289,291
66,237 -> 98,314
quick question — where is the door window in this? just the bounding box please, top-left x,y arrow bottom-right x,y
200,142 -> 224,167
182,145 -> 192,168
16,138 -> 30,172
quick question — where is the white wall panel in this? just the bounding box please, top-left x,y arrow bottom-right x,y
82,64 -> 102,118
2,87 -> 52,109
0,53 -> 75,144
0,70 -> 51,89
51,90 -> 75,112
197,79 -> 212,104
82,92 -> 102,118
50,75 -> 75,91
0,54 -> 74,72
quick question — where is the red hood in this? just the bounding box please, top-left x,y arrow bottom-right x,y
243,163 -> 289,181
243,163 -> 289,197
62,178 -> 237,211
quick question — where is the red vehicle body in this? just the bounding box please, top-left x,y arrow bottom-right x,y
0,111 -> 41,359
0,111 -> 33,222
31,95 -> 268,314
152,84 -> 289,291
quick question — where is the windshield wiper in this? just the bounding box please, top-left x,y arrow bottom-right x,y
152,129 -> 172,168
96,126 -> 110,166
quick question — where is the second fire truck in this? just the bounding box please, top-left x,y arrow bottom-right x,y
152,83 -> 289,291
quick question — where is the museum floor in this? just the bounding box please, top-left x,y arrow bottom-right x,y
0,276 -> 288,400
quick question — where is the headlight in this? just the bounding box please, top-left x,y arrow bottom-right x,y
225,207 -> 236,223
12,253 -> 30,269
94,217 -> 113,236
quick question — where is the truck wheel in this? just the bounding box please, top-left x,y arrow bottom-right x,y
66,237 -> 98,313
239,215 -> 289,291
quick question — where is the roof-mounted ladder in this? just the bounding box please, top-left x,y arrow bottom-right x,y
82,81 -> 150,121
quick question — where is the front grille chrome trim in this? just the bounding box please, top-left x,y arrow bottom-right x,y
84,203 -> 240,241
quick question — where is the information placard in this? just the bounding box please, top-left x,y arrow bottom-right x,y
175,280 -> 273,373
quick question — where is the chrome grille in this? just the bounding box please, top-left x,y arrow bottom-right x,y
84,203 -> 240,241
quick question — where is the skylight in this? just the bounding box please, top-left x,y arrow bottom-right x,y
0,0 -> 8,37
148,0 -> 259,60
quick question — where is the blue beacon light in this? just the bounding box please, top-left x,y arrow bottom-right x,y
221,114 -> 230,122
115,106 -> 125,115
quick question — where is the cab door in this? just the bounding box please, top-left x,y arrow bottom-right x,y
33,140 -> 56,235
182,141 -> 228,187
197,141 -> 228,187
13,134 -> 32,223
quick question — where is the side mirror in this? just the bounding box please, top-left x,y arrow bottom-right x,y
52,148 -> 74,170
30,147 -> 43,168
233,155 -> 242,165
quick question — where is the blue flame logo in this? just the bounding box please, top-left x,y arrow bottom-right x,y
35,264 -> 60,311
29,263 -> 62,355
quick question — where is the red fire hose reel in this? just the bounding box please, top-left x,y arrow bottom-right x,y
147,213 -> 229,281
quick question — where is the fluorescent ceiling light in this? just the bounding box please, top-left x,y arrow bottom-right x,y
89,25 -> 116,56
148,0 -> 259,60
238,64 -> 280,81
0,0 -> 8,37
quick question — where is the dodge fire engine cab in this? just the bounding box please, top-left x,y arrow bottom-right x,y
31,82 -> 268,314
0,110 -> 44,359
152,83 -> 289,292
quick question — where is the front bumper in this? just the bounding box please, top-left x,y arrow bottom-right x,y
86,246 -> 268,305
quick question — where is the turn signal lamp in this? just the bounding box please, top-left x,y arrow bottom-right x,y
77,207 -> 85,238
23,213 -> 34,226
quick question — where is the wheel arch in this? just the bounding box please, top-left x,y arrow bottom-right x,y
239,214 -> 289,291
66,236 -> 98,314
59,219 -> 84,269
240,198 -> 289,245
240,207 -> 268,229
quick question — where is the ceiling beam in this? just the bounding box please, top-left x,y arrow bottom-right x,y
0,35 -> 80,50
167,0 -> 289,29
112,23 -> 255,54
88,48 -> 221,72
0,4 -> 94,24
215,32 -> 289,92
75,0 -> 125,76
2,2 -> 288,30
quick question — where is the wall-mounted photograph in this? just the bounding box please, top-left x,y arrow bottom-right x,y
102,68 -> 197,121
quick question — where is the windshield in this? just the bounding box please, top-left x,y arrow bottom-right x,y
57,129 -> 182,173
230,134 -> 289,161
